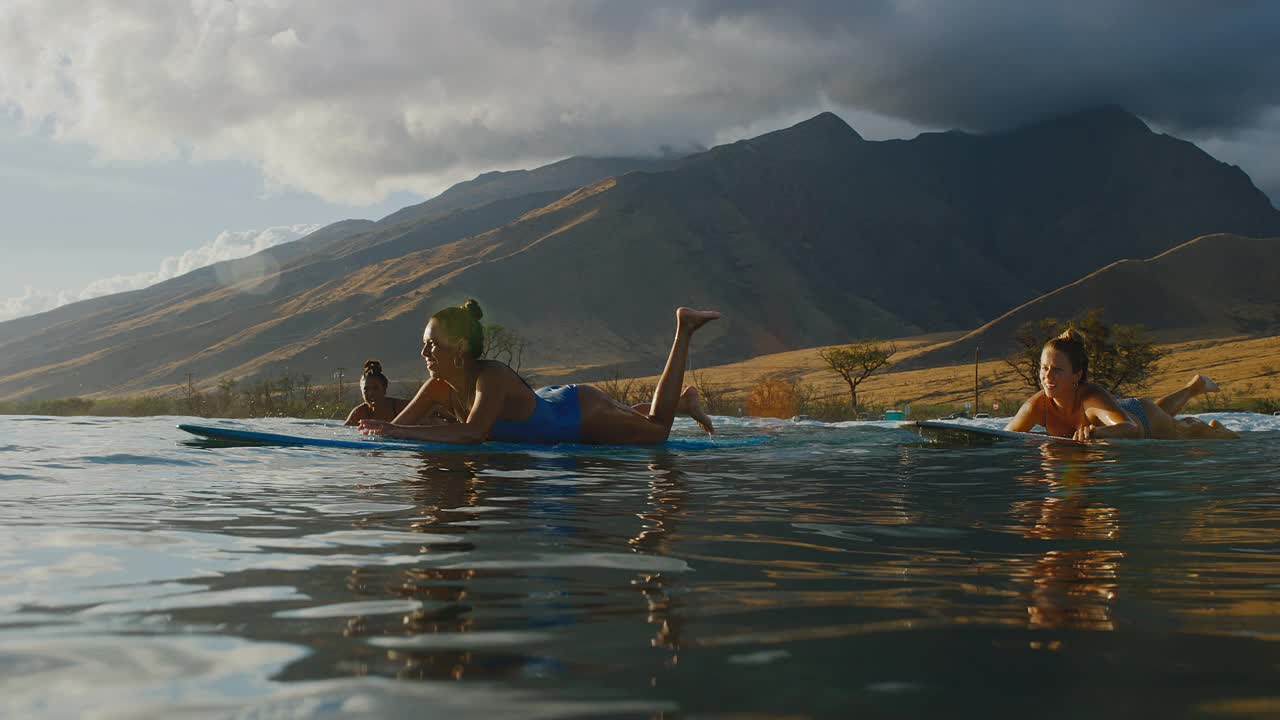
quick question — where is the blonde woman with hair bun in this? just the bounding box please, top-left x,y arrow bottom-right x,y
359,300 -> 721,445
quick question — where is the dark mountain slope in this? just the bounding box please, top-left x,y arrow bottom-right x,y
901,233 -> 1280,369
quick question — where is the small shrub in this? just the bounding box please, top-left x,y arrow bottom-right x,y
746,376 -> 798,418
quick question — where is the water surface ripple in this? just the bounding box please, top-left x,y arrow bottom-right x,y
2,414 -> 1279,718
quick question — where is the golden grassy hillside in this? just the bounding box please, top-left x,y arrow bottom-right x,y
616,332 -> 1280,413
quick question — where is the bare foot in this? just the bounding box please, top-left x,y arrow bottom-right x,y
1190,374 -> 1220,394
681,386 -> 715,434
1206,419 -> 1238,439
676,307 -> 721,333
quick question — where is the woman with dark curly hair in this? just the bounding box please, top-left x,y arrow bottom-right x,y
1006,329 -> 1233,440
342,360 -> 409,426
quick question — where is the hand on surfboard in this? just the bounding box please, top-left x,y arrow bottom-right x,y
359,419 -> 396,437
1072,424 -> 1097,442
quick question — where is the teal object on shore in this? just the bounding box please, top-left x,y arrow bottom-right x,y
177,423 -> 768,453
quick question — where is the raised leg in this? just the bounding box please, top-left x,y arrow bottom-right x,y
1154,374 -> 1219,416
579,308 -> 720,445
680,385 -> 715,434
647,308 -> 720,431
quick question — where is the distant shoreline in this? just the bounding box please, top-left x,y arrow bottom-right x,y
4,333 -> 1276,422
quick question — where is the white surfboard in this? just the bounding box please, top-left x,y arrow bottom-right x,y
902,420 -> 1086,446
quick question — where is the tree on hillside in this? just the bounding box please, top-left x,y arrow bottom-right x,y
599,369 -> 638,407
1006,308 -> 1164,397
483,323 -> 527,373
689,369 -> 728,416
214,378 -> 239,415
818,340 -> 898,413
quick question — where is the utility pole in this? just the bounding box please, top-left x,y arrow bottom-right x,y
973,346 -> 980,416
334,367 -> 346,405
184,371 -> 196,415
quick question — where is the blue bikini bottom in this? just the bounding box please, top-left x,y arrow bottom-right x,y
1116,397 -> 1151,437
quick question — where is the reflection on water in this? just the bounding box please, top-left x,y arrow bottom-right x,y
1,414 -> 1279,717
631,460 -> 688,681
1009,444 -> 1124,631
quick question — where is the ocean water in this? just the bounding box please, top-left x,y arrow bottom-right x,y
2,413 -> 1279,719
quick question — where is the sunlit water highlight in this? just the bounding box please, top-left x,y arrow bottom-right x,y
2,414 -> 1279,718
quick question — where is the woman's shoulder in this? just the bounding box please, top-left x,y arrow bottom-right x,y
1080,382 -> 1116,401
476,360 -> 526,383
345,402 -> 372,424
422,378 -> 451,401
1079,382 -> 1124,409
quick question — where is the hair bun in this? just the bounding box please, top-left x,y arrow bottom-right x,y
363,360 -> 382,374
430,300 -> 487,359
1057,328 -> 1085,344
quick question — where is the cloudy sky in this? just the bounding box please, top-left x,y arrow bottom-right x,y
2,1 -> 1278,321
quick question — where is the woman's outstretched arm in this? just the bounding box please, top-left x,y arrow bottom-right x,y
344,403 -> 369,427
1005,394 -> 1040,432
1078,388 -> 1141,440
362,370 -> 506,444
391,378 -> 452,425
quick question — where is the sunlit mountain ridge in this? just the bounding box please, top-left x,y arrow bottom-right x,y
1,106 -> 1277,400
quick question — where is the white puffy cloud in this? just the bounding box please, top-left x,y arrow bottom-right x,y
2,1 -> 1276,205
1,286 -> 67,322
0,224 -> 319,322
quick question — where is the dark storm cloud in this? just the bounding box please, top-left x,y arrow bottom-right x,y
686,0 -> 1280,133
2,1 -> 1276,202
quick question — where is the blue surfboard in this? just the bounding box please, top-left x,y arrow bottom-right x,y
178,423 -> 768,453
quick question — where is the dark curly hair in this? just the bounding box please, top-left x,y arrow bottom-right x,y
361,360 -> 388,387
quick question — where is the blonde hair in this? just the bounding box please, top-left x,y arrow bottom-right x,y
430,299 -> 485,358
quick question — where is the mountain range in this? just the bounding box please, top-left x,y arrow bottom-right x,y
1,106 -> 1277,400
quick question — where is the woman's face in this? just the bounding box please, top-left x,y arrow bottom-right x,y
1039,347 -> 1081,400
421,319 -> 459,376
360,376 -> 387,404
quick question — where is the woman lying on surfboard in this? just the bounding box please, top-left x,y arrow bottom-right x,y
368,312 -> 715,435
1005,329 -> 1236,441
358,300 -> 720,445
406,376 -> 716,434
343,360 -> 409,426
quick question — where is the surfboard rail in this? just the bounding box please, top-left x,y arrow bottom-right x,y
177,423 -> 767,453
901,420 -> 1086,446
